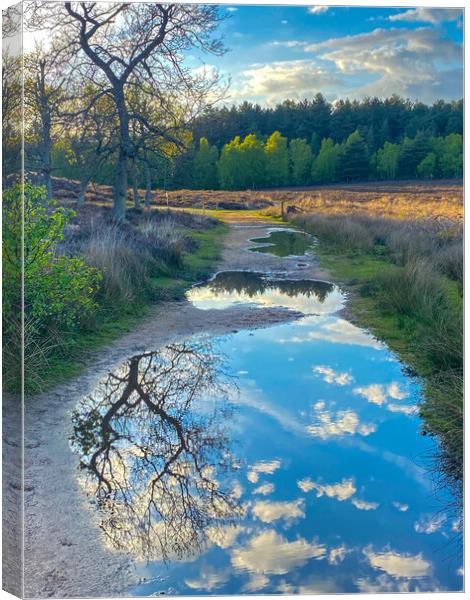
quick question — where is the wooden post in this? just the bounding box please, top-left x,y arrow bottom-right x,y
281,200 -> 285,220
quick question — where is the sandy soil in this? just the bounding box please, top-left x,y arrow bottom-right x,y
17,219 -> 330,598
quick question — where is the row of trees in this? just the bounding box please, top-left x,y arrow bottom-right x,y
187,129 -> 463,190
191,95 -> 463,151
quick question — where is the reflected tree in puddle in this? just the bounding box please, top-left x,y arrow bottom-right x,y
249,230 -> 313,257
193,271 -> 334,302
71,341 -> 241,561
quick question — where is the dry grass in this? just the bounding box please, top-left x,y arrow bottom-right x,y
49,176 -> 463,221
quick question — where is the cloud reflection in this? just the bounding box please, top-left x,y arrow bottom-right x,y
307,406 -> 376,439
313,365 -> 354,386
363,546 -> 431,578
252,499 -> 305,523
231,530 -> 326,575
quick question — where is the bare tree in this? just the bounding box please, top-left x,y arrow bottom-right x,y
56,2 -> 227,220
25,42 -> 71,198
71,341 -> 241,561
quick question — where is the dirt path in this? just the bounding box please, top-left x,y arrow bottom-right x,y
19,218 -> 329,598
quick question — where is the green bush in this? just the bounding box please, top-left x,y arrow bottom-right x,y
2,183 -> 101,392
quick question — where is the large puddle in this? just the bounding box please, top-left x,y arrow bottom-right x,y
186,271 -> 344,314
72,249 -> 462,595
249,229 -> 313,257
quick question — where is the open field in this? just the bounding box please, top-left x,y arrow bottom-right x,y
50,175 -> 463,221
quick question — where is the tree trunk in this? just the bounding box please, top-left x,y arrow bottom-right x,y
132,169 -> 141,210
144,161 -> 152,209
114,149 -> 128,221
78,178 -> 89,205
114,93 -> 130,221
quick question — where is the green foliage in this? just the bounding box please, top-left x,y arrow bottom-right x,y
375,141 -> 400,179
311,138 -> 340,183
289,138 -> 312,185
193,137 -> 219,189
239,133 -> 266,188
417,152 -> 437,179
3,184 -> 101,331
218,135 -> 241,190
265,131 -> 289,186
438,133 -> 463,178
338,130 -> 369,181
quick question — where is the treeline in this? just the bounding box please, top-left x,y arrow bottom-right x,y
181,129 -> 462,190
50,94 -> 463,192
191,95 -> 463,151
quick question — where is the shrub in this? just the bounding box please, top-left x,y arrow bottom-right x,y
2,184 -> 101,392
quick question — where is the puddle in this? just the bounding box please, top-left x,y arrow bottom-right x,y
73,271 -> 462,595
249,229 -> 313,257
186,271 -> 344,314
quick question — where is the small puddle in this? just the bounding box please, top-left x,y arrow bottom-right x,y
186,271 -> 344,314
249,229 -> 313,257
72,268 -> 462,595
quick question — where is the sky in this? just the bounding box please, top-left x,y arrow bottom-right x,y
187,5 -> 464,106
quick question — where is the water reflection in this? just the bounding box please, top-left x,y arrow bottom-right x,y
76,269 -> 462,594
249,230 -> 313,258
187,271 -> 343,314
71,341 -> 241,561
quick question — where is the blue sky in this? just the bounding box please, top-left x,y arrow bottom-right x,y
189,5 -> 463,106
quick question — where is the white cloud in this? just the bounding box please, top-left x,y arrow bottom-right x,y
297,477 -> 316,493
283,318 -> 384,350
231,530 -> 326,575
414,513 -> 447,535
247,459 -> 281,484
305,27 -> 463,103
354,384 -> 387,405
363,546 -> 431,578
185,568 -> 230,591
252,499 -> 305,523
313,365 -> 354,386
270,40 -> 307,49
309,477 -> 357,502
389,8 -> 462,25
307,407 -> 376,440
392,501 -> 409,512
354,382 -> 409,406
387,382 -> 409,400
235,59 -> 343,105
206,524 -> 246,549
357,573 -> 425,593
328,544 -> 348,565
242,573 -> 270,592
308,6 -> 329,15
253,482 -> 275,496
352,498 -> 379,511
387,403 -> 416,415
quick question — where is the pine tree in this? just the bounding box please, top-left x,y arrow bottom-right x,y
265,131 -> 289,187
338,130 -> 369,181
193,137 -> 218,189
289,138 -> 312,186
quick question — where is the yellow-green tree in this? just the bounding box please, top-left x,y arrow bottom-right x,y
265,131 -> 289,186
289,138 -> 312,185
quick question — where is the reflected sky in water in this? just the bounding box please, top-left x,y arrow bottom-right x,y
187,271 -> 345,315
74,269 -> 463,596
248,229 -> 314,258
